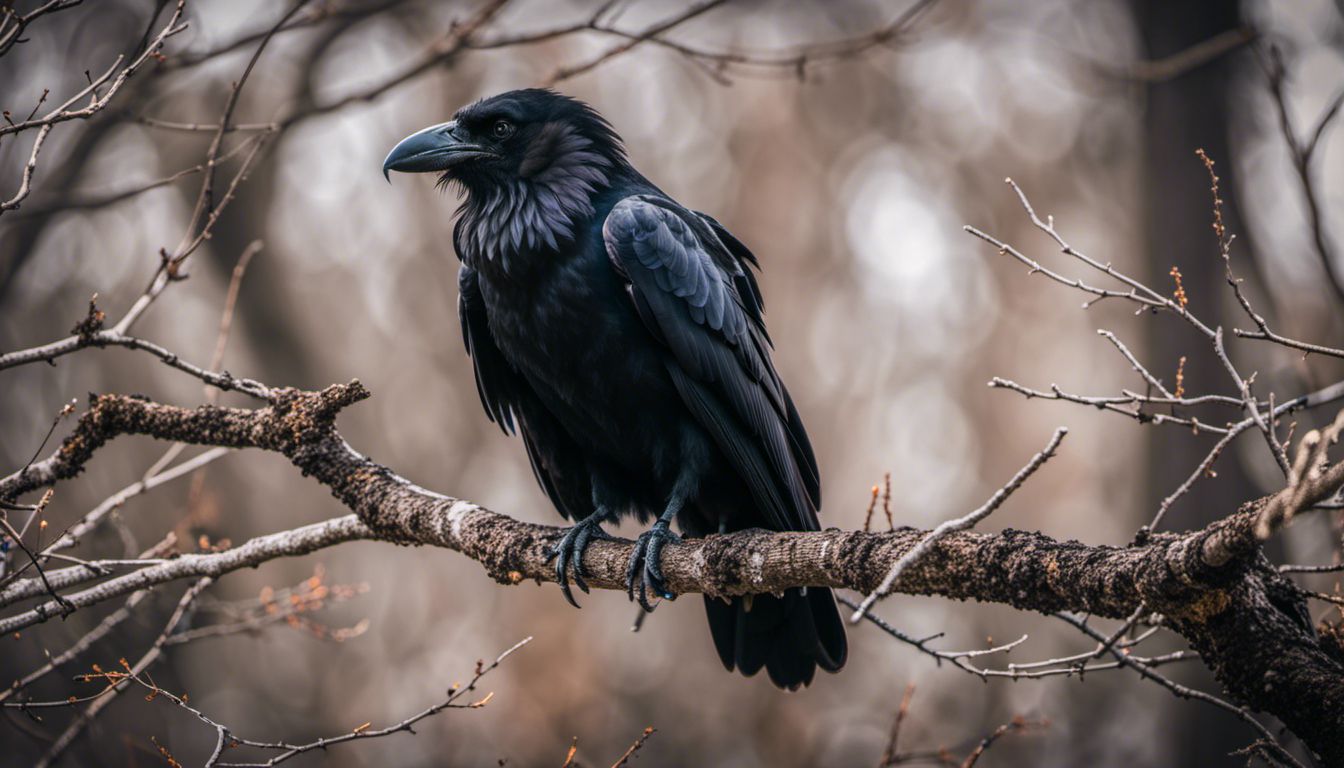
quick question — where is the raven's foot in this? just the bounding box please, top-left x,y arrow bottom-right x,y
626,519 -> 681,612
546,515 -> 613,608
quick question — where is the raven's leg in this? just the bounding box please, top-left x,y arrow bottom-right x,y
627,461 -> 702,611
547,508 -> 614,609
627,432 -> 708,611
625,505 -> 682,612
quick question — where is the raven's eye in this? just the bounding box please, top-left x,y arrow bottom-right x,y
491,120 -> 514,140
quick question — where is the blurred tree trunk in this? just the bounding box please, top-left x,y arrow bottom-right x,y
1137,1 -> 1258,764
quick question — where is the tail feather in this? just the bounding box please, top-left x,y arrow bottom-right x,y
703,587 -> 847,690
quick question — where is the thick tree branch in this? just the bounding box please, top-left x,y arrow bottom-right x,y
2,386 -> 1341,762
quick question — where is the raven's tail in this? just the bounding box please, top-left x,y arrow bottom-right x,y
703,586 -> 847,689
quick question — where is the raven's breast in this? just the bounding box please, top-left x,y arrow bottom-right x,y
475,245 -> 685,477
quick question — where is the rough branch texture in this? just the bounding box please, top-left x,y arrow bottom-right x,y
3,384 -> 1343,763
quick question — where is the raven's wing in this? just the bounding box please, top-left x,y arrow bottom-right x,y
458,265 -> 519,434
603,196 -> 820,532
459,265 -> 591,520
696,210 -> 820,510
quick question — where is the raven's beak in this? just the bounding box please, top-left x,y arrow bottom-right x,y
382,121 -> 496,181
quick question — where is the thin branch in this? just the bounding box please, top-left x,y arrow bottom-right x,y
543,0 -> 729,85
13,131 -> 271,217
162,0 -> 415,71
0,324 -> 272,398
850,427 -> 1067,622
201,637 -> 531,767
1195,150 -> 1291,475
1053,613 -> 1304,768
579,0 -> 939,81
0,0 -> 84,58
989,376 -> 1230,434
1117,27 -> 1256,83
841,594 -> 1192,682
960,716 -> 1048,768
970,178 -> 1215,336
964,225 -> 1164,311
0,513 -> 72,615
33,577 -> 212,768
1147,425 -> 1242,534
0,516 -> 366,633
1261,45 -> 1344,305
0,590 -> 150,704
1098,329 -> 1175,398
1213,326 -> 1290,476
880,684 -> 916,766
1280,562 -> 1344,574
45,446 -> 231,556
0,1 -> 186,138
0,2 -> 188,214
1235,327 -> 1344,360
608,726 -> 656,768
205,241 -> 262,402
273,0 -> 510,130
1253,411 -> 1344,542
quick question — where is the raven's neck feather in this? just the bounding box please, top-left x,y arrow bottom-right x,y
456,125 -> 616,273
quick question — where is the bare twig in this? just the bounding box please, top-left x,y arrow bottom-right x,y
0,326 -> 272,396
0,513 -> 72,615
842,594 -> 1192,682
1253,411 -> 1344,542
1261,45 -> 1344,305
0,1 -> 186,138
33,577 -> 212,768
0,1 -> 188,214
44,447 -> 231,556
544,0 -> 728,84
0,0 -> 84,57
850,427 -> 1067,623
879,684 -> 917,766
1280,562 -> 1344,575
1053,613 -> 1304,768
990,376 -> 1232,434
960,716 -> 1048,768
13,132 -> 271,217
1117,27 -> 1256,83
0,589 -> 149,705
206,637 -> 531,767
608,726 -> 657,768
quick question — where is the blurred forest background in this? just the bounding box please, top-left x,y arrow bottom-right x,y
3,0 -> 1344,765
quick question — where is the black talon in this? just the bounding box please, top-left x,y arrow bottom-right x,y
624,541 -> 642,605
570,521 -> 601,593
547,514 -> 611,608
625,519 -> 680,612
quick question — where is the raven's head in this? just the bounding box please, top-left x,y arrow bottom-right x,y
382,88 -> 624,192
384,89 -> 626,263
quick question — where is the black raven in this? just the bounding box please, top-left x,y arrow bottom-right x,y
383,89 -> 846,689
